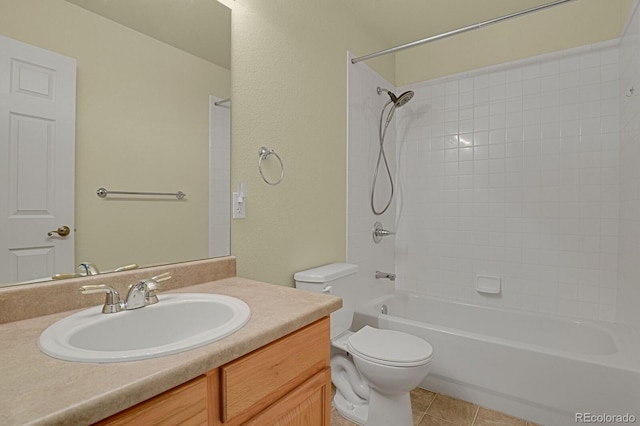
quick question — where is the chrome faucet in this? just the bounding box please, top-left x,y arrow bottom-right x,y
125,272 -> 170,309
77,262 -> 100,276
79,272 -> 171,313
75,262 -> 138,277
375,271 -> 396,281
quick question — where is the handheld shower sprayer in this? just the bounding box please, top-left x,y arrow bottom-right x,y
377,87 -> 415,108
371,87 -> 414,215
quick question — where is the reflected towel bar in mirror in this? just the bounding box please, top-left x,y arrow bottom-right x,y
96,187 -> 186,199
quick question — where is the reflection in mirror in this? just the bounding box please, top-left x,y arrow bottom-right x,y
0,0 -> 231,287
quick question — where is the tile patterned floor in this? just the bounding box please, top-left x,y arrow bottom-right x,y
331,388 -> 541,426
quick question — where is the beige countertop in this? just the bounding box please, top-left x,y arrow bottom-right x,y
0,276 -> 341,425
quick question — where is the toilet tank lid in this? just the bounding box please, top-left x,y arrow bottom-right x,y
293,263 -> 358,283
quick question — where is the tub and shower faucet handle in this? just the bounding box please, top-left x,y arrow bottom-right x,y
375,271 -> 396,281
373,221 -> 395,243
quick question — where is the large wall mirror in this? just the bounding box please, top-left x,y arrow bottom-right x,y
0,0 -> 231,286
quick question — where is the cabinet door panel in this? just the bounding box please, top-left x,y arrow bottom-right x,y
220,318 -> 330,423
245,368 -> 331,426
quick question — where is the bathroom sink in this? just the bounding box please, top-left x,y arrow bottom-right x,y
38,293 -> 251,363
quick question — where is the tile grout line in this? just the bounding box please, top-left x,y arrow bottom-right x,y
417,391 -> 438,425
425,392 -> 438,411
470,405 -> 480,426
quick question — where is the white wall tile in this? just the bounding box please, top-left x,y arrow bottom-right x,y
395,40 -> 621,321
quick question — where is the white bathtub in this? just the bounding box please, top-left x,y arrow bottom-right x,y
351,291 -> 640,425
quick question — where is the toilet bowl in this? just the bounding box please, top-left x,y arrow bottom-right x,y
294,264 -> 433,426
331,326 -> 432,426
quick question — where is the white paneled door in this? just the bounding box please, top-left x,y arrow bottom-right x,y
0,35 -> 76,285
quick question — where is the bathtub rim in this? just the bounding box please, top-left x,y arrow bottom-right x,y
354,290 -> 640,373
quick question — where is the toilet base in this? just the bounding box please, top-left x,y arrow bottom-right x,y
333,390 -> 368,425
368,389 -> 412,426
333,388 -> 413,426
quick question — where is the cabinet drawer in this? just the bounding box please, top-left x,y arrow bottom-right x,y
220,317 -> 330,423
95,375 -> 208,426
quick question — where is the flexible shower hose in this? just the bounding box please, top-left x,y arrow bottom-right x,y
371,100 -> 396,215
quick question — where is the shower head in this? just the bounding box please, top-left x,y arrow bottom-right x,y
395,90 -> 414,107
377,87 -> 414,108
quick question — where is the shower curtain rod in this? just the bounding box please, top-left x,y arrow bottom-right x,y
351,0 -> 576,64
214,98 -> 231,106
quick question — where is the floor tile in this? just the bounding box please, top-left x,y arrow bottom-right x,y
418,414 -> 461,426
331,407 -> 358,426
474,407 -> 527,426
411,387 -> 437,424
330,388 -> 538,426
426,394 -> 478,426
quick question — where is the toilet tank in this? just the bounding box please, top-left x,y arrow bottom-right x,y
294,263 -> 358,339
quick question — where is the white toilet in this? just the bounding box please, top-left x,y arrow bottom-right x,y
294,263 -> 433,426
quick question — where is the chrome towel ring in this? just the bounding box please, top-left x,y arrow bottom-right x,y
258,146 -> 284,185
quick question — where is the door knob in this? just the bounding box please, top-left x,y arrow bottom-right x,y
47,226 -> 71,237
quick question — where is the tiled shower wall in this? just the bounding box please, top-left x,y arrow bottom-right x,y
395,41 -> 621,321
617,1 -> 640,326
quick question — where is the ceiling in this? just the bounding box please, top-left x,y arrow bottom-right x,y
62,0 -> 616,71
64,0 -> 231,69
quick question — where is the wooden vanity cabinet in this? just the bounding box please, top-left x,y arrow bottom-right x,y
97,317 -> 331,426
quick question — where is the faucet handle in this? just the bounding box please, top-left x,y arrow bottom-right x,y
114,263 -> 139,272
151,272 -> 172,282
80,284 -> 123,313
145,280 -> 161,292
372,222 -> 396,243
143,281 -> 161,305
144,272 -> 170,305
124,272 -> 172,310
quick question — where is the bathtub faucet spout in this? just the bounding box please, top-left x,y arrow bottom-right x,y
375,271 -> 396,281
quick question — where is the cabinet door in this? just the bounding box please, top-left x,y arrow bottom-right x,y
220,318 -> 330,424
95,376 -> 208,426
245,368 -> 331,426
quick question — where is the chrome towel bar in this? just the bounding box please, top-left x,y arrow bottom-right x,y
96,187 -> 186,200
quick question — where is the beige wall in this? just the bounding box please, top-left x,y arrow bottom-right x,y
0,0 -> 230,272
3,0 -> 629,286
230,0 -> 632,287
229,0 -> 394,286
396,0 -> 634,85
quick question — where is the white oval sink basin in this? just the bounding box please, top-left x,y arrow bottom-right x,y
39,293 -> 251,363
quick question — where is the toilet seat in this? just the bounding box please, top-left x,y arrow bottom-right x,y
347,326 -> 433,367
